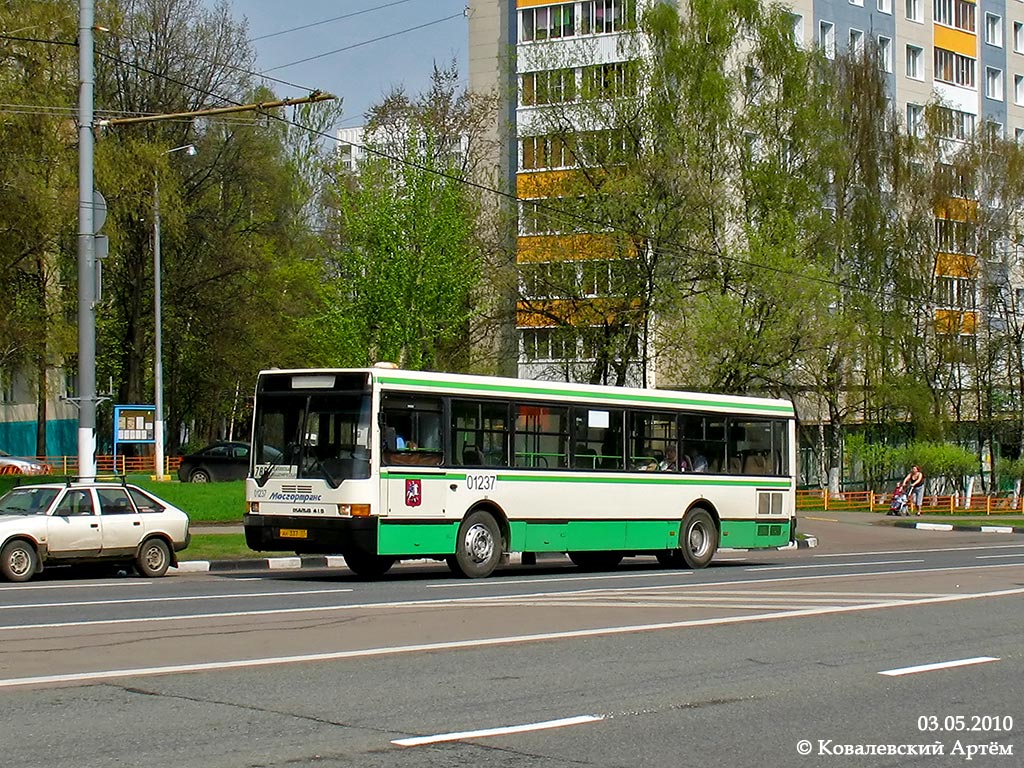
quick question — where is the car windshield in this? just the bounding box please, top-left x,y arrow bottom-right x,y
0,487 -> 59,515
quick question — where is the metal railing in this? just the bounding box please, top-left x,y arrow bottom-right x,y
2,455 -> 182,476
796,488 -> 1021,515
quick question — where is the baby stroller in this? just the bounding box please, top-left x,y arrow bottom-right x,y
888,484 -> 909,516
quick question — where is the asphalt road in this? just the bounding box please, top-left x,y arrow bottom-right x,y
0,515 -> 1022,768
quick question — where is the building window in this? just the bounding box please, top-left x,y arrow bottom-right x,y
790,13 -> 803,46
936,276 -> 977,309
580,0 -> 635,35
1016,127 -> 1024,143
906,44 -> 923,79
935,48 -> 976,87
986,67 -> 1004,100
935,217 -> 976,253
850,28 -> 864,56
935,106 -> 976,140
521,69 -> 577,107
819,21 -> 836,59
850,0 -> 864,7
906,0 -> 923,21
879,36 -> 893,72
580,61 -> 637,100
878,0 -> 892,13
1016,74 -> 1024,104
1015,21 -> 1024,53
934,0 -> 976,31
986,13 -> 1003,46
520,3 -> 577,42
907,103 -> 924,136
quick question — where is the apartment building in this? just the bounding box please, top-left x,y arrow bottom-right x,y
468,0 -> 1024,385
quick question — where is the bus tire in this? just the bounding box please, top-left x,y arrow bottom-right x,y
568,551 -> 623,571
344,550 -> 395,578
447,510 -> 502,578
680,508 -> 717,569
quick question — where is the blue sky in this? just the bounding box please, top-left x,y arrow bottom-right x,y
230,0 -> 469,128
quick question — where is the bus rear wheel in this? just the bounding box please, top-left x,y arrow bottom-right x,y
447,510 -> 503,578
680,508 -> 717,569
344,550 -> 395,578
568,551 -> 623,571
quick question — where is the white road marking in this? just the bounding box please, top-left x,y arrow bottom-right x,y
1,586 -> 1022,689
0,581 -> 154,592
3,562 -> 1023,632
427,569 -> 694,588
746,559 -> 923,572
0,587 -> 354,611
879,657 -> 1000,676
975,553 -> 1024,559
391,715 -> 603,747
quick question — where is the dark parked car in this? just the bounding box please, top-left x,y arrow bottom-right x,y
177,441 -> 253,483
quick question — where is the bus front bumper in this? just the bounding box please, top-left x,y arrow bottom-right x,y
244,513 -> 378,555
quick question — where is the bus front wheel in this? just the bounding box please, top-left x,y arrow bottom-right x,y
447,510 -> 503,578
344,550 -> 395,578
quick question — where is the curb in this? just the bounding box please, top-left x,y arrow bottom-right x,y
893,521 -> 1024,534
172,555 -> 349,573
171,538 -> 820,574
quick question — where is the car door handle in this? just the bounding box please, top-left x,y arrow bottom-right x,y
90,523 -> 99,528
133,521 -> 141,526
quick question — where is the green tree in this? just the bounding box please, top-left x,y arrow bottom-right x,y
314,66 -> 492,371
0,1 -> 78,454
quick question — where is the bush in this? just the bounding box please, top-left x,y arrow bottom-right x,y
898,442 -> 976,495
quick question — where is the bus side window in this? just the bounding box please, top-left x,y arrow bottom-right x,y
452,399 -> 509,468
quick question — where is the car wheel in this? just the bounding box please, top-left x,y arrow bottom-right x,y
136,538 -> 171,578
1,540 -> 38,583
446,510 -> 503,578
189,469 -> 211,483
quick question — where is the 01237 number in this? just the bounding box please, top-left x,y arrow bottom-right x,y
465,474 -> 497,492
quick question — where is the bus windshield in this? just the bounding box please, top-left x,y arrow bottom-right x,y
252,389 -> 372,487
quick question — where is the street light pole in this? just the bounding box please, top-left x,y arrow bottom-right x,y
77,0 -> 97,481
153,144 -> 194,480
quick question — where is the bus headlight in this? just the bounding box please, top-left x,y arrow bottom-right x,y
340,503 -> 372,517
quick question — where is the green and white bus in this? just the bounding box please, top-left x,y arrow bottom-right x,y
244,366 -> 796,578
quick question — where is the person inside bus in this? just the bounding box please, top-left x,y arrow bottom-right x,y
659,445 -> 679,472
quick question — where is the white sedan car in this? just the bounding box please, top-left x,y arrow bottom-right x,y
0,482 -> 190,582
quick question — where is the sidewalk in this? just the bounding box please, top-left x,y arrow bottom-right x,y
802,508 -> 1024,531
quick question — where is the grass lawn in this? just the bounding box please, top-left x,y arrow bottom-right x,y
0,475 -> 246,523
132,478 -> 246,523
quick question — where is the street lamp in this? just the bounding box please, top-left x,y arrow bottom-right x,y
153,143 -> 195,480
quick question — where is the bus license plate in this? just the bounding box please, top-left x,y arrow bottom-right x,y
279,528 -> 308,539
